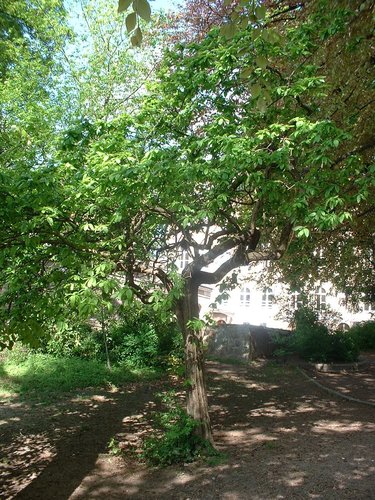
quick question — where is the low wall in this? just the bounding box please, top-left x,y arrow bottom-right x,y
204,324 -> 291,362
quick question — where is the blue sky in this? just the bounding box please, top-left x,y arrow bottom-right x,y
151,0 -> 181,11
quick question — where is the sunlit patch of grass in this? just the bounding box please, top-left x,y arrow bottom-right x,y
0,351 -> 163,403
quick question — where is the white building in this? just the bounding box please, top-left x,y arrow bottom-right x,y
176,252 -> 374,330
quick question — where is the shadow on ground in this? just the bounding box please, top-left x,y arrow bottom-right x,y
1,361 -> 375,499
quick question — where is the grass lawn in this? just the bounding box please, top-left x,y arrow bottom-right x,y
0,349 -> 163,402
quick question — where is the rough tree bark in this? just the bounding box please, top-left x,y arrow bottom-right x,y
176,277 -> 214,444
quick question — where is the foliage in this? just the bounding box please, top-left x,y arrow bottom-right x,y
349,322 -> 375,350
2,1 -> 373,344
0,347 -> 161,402
272,333 -> 295,359
107,305 -> 182,367
1,0 -> 374,439
327,331 -> 359,363
142,391 -> 218,466
273,287 -> 343,331
292,308 -> 332,362
107,437 -> 124,456
38,304 -> 183,368
63,0 -> 168,124
42,323 -> 101,360
0,0 -> 70,165
118,0 -> 152,47
276,307 -> 360,363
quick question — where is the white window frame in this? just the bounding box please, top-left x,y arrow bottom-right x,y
262,287 -> 275,309
177,250 -> 190,270
291,291 -> 303,310
240,287 -> 251,307
311,287 -> 327,311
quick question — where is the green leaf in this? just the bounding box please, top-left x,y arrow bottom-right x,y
256,97 -> 267,113
240,66 -> 252,79
118,0 -> 132,14
131,28 -> 143,47
295,226 -> 310,238
250,83 -> 262,98
255,5 -> 266,20
255,55 -> 267,70
220,23 -> 236,39
126,12 -> 137,33
133,0 -> 151,22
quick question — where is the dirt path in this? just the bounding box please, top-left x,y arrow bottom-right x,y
1,360 -> 375,500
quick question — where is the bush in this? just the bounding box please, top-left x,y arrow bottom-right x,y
40,304 -> 183,369
326,331 -> 359,362
110,323 -> 160,367
276,307 -> 360,363
272,333 -> 295,359
292,308 -> 332,362
43,323 -> 102,360
108,306 -> 182,368
142,392 -> 216,466
348,321 -> 375,350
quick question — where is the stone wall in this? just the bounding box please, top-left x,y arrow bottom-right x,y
204,324 -> 291,362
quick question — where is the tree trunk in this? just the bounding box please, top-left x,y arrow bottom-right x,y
176,279 -> 214,445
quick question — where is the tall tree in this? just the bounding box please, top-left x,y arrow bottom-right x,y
1,0 -> 374,443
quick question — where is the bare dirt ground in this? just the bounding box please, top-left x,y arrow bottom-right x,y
1,355 -> 375,500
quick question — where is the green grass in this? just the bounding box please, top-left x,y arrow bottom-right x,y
0,350 -> 163,402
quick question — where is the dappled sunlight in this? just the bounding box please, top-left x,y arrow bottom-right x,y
218,427 -> 266,444
0,382 -> 164,499
274,425 -> 298,434
294,401 -> 319,414
0,432 -> 55,499
283,470 -> 307,487
0,415 -> 21,426
313,420 -> 375,434
2,359 -> 375,499
250,405 -> 287,418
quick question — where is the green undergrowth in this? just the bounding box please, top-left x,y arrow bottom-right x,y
0,349 -> 163,402
142,391 -> 222,467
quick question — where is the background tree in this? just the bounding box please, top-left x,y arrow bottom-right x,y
62,0 -> 172,124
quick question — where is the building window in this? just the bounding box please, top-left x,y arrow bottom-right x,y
240,287 -> 251,307
262,287 -> 275,309
291,291 -> 303,310
198,286 -> 212,299
311,287 -> 326,311
363,302 -> 375,312
177,250 -> 190,270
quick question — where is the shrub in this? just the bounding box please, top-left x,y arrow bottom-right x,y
44,323 -> 102,360
272,333 -> 295,359
110,323 -> 160,367
326,331 -> 359,362
277,307 -> 360,363
108,305 -> 182,368
348,321 -> 375,350
142,391 -> 217,466
40,303 -> 183,369
292,307 -> 332,362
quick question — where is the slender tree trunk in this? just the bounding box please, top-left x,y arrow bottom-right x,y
176,279 -> 214,445
100,308 -> 111,370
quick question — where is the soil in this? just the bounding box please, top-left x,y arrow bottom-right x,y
1,355 -> 375,500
